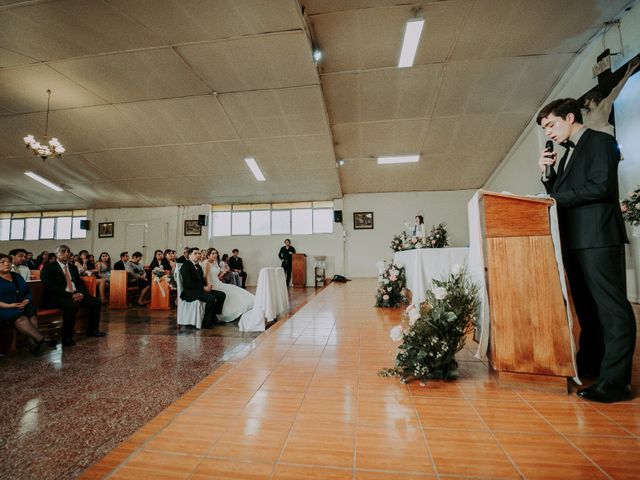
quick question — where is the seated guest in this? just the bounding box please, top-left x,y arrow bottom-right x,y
9,248 -> 30,281
176,247 -> 189,264
220,254 -> 241,286
113,251 -> 129,270
40,245 -> 106,347
95,252 -> 111,303
202,248 -> 253,322
72,254 -> 83,274
149,250 -> 165,270
35,250 -> 48,269
180,247 -> 225,328
42,252 -> 57,268
228,249 -> 247,288
162,249 -> 175,271
25,252 -> 37,270
0,253 -> 55,355
126,251 -> 150,305
88,254 -> 96,270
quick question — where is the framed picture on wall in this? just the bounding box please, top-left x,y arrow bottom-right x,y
184,219 -> 202,236
353,212 -> 374,230
98,222 -> 114,238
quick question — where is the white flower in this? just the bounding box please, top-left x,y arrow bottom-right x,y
389,325 -> 404,341
451,263 -> 463,275
408,307 -> 421,325
390,269 -> 399,277
433,286 -> 448,300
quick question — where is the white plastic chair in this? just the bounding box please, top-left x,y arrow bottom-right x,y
175,263 -> 205,329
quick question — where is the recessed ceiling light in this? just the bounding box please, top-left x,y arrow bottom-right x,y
377,155 -> 420,165
24,171 -> 63,191
244,157 -> 266,181
398,18 -> 424,68
312,48 -> 322,62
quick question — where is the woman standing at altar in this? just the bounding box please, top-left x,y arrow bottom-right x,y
201,248 -> 254,323
413,215 -> 426,239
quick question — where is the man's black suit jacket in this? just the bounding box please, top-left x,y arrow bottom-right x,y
543,128 -> 628,250
180,261 -> 205,302
228,256 -> 244,271
41,261 -> 88,305
113,260 -> 125,270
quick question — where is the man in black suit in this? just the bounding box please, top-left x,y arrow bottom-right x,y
538,98 -> 636,403
228,249 -> 247,288
176,247 -> 189,264
113,251 -> 129,270
40,244 -> 106,347
179,247 -> 226,328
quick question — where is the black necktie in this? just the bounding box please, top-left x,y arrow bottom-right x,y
556,140 -> 574,177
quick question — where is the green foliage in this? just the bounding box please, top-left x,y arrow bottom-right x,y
375,263 -> 408,308
380,268 -> 479,383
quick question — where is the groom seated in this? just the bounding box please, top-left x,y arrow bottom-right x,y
179,247 -> 226,328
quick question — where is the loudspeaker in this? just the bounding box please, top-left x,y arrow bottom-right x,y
197,214 -> 207,226
79,220 -> 90,230
333,210 -> 343,223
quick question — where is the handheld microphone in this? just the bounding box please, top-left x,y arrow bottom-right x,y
544,140 -> 554,179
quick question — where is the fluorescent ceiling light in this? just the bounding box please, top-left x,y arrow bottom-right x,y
398,18 -> 424,68
377,155 -> 420,165
24,171 -> 63,191
244,157 -> 266,182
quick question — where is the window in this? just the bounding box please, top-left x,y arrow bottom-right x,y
271,210 -> 290,234
231,212 -> 250,236
10,219 -> 24,240
251,211 -> 270,236
211,212 -> 231,237
0,219 -> 9,241
291,209 -> 312,235
313,209 -> 333,233
72,216 -> 87,239
55,217 -> 72,240
209,202 -> 334,237
40,218 -> 55,239
25,218 -> 41,240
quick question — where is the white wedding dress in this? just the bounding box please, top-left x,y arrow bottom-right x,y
201,261 -> 255,323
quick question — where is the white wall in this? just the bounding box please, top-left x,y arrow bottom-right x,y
342,190 -> 477,278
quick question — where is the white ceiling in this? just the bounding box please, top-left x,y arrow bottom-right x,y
0,0 -> 635,211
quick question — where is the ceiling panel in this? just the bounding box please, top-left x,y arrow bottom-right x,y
333,119 -> 428,159
322,64 -> 443,124
220,86 -> 330,138
0,65 -> 107,114
0,46 -> 36,69
106,0 -> 303,44
51,48 -> 210,103
0,0 -> 164,61
177,32 -> 318,93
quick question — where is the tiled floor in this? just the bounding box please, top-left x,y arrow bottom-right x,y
75,279 -> 639,480
0,286 -> 320,480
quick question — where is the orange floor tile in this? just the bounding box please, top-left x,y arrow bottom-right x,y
82,279 -> 640,480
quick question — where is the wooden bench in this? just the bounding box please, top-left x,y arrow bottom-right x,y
109,270 -> 139,309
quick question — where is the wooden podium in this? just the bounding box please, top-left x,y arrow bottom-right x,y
292,253 -> 307,287
479,191 -> 576,392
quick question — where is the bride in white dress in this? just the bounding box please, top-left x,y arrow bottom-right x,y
201,248 -> 255,323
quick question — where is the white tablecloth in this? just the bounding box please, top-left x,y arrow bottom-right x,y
239,267 -> 289,332
394,248 -> 469,306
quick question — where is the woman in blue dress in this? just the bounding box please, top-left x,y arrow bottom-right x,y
0,253 -> 54,355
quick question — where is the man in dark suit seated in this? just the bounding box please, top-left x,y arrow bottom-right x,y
176,247 -> 189,264
40,244 -> 106,347
179,247 -> 226,328
228,249 -> 247,288
537,98 -> 636,403
113,251 -> 129,270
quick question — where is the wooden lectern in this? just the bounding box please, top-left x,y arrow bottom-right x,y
479,191 -> 576,393
292,253 -> 307,287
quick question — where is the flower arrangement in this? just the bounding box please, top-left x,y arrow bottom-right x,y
425,223 -> 449,248
380,265 -> 479,383
389,223 -> 449,251
621,187 -> 640,226
375,263 -> 408,308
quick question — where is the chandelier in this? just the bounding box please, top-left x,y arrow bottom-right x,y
23,89 -> 65,160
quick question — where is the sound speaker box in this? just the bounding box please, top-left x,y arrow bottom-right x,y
79,220 -> 90,230
197,214 -> 207,226
333,210 -> 343,223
